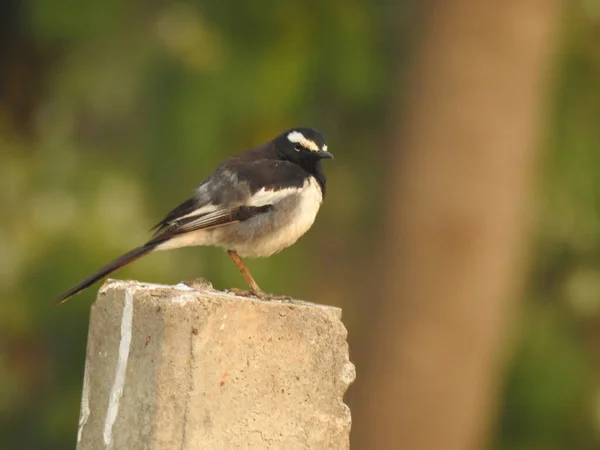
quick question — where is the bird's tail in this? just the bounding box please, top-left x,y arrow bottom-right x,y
54,242 -> 159,304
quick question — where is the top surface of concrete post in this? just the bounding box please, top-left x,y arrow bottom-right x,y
76,279 -> 355,450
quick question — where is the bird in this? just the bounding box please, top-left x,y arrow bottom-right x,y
54,127 -> 333,304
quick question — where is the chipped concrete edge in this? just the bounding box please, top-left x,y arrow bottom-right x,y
98,278 -> 344,317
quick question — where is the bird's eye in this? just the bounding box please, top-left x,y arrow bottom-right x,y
294,144 -> 303,151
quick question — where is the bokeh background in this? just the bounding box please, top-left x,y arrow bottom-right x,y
1,1 -> 600,449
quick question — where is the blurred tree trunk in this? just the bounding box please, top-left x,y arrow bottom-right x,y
351,1 -> 561,450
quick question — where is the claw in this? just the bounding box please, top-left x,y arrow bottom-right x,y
227,288 -> 291,302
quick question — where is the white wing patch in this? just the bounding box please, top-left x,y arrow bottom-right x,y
161,186 -> 299,233
287,131 -> 320,152
174,209 -> 236,232
247,185 -> 302,207
175,203 -> 219,221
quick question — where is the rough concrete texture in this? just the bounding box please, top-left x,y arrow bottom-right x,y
76,279 -> 355,450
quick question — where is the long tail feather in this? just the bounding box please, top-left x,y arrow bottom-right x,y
54,243 -> 159,304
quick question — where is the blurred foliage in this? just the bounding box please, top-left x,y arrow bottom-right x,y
1,1 -> 600,449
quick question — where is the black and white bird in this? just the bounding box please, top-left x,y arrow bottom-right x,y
54,127 -> 333,304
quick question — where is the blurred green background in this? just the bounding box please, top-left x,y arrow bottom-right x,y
1,1 -> 600,449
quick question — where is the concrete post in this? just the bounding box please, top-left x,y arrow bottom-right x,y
76,279 -> 355,450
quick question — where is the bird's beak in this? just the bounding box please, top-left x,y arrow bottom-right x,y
318,150 -> 334,160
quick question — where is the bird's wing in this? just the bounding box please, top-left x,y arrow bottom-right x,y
148,159 -> 308,243
150,180 -> 212,233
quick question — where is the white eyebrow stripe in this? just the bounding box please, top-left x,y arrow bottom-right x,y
287,131 -> 320,152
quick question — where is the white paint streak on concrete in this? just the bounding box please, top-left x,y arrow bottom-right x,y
220,314 -> 228,330
103,289 -> 134,448
77,367 -> 91,443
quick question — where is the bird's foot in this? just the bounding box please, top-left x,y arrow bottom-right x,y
228,288 -> 292,302
228,288 -> 255,298
261,293 -> 293,301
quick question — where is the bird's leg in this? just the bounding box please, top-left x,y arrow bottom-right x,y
227,251 -> 293,301
227,250 -> 266,298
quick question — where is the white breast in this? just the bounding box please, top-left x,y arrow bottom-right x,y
232,176 -> 323,258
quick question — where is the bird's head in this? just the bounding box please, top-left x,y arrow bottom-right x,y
274,127 -> 333,164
